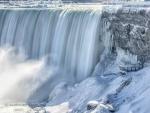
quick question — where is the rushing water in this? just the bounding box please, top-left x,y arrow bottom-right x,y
0,8 -> 106,104
0,9 -> 102,81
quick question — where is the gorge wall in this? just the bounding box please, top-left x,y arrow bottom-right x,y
103,7 -> 150,63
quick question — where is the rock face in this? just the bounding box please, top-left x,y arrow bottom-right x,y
102,7 -> 150,63
87,7 -> 150,113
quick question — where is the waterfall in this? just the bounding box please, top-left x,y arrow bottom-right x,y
0,9 -> 102,81
0,7 -> 106,103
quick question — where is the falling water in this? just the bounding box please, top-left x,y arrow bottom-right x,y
1,9 -> 102,81
0,7 -> 105,104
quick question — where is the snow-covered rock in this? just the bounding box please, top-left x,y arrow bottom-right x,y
87,101 -> 99,110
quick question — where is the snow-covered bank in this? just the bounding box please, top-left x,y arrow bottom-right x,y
1,65 -> 150,113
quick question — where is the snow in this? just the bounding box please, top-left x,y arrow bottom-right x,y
116,66 -> 150,113
45,102 -> 71,113
1,64 -> 150,113
0,105 -> 35,113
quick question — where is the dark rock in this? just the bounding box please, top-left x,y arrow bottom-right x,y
87,101 -> 99,110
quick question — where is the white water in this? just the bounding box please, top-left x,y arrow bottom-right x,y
0,8 -> 105,104
0,48 -> 58,104
1,9 -> 102,81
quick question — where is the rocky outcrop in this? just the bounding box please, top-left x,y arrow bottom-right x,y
102,7 -> 150,63
86,100 -> 115,113
87,101 -> 99,110
119,62 -> 143,72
